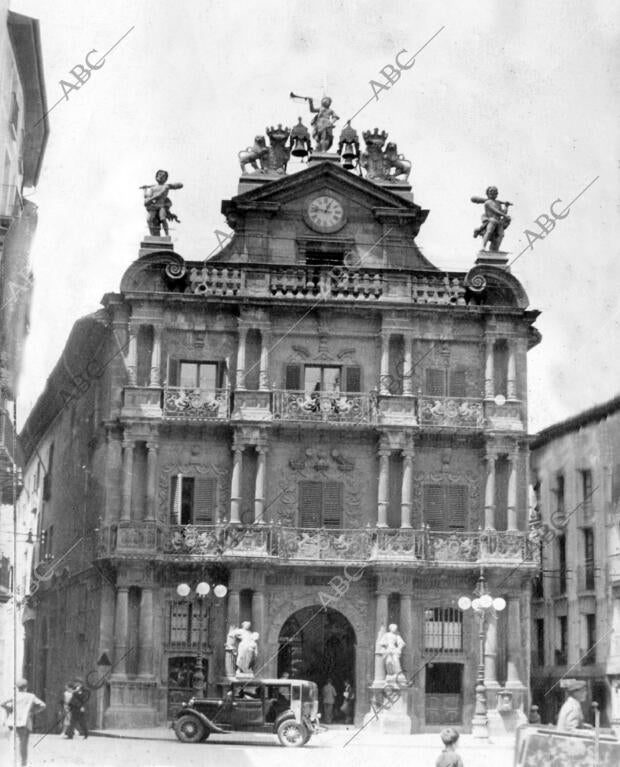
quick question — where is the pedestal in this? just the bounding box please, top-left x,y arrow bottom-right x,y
306,151 -> 341,166
139,235 -> 174,257
363,681 -> 412,734
103,678 -> 159,728
475,250 -> 509,269
486,688 -> 528,736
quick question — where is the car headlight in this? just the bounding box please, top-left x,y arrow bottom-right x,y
188,697 -> 195,707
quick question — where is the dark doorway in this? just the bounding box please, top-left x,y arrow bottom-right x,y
425,662 -> 463,725
166,656 -> 207,720
277,606 -> 355,720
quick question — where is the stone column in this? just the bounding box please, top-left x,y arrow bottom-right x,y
400,444 -> 414,529
227,589 -> 240,627
127,323 -> 138,386
236,326 -> 247,390
507,449 -> 518,531
374,592 -> 389,683
145,442 -> 159,522
507,344 -> 517,400
113,587 -> 129,677
402,336 -> 413,396
150,326 -> 162,386
505,596 -> 524,688
105,431 -> 122,523
377,439 -> 390,528
400,591 -> 413,673
254,445 -> 267,523
484,338 -> 494,399
252,590 -> 266,644
380,333 -> 390,395
138,587 -> 154,677
230,442 -> 245,524
484,609 -> 499,688
121,438 -> 134,522
259,330 -> 271,390
484,450 -> 496,530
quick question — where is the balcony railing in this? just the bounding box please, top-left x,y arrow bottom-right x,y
272,390 -> 375,425
418,396 -> 485,429
97,523 -> 536,567
163,387 -> 230,419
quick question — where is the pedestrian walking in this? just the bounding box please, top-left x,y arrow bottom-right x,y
1,677 -> 46,767
59,682 -> 73,735
340,680 -> 355,724
321,678 -> 337,724
435,727 -> 464,767
65,679 -> 89,739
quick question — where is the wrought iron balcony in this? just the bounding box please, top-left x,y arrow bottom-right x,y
272,389 -> 375,425
97,523 -> 535,567
163,387 -> 230,420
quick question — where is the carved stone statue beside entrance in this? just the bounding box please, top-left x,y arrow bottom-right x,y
471,186 -> 513,251
140,170 -> 183,236
225,622 -> 259,677
379,623 -> 405,679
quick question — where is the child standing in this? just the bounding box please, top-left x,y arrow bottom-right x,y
436,727 -> 464,767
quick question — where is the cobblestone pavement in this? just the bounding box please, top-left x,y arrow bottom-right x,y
0,727 -> 516,767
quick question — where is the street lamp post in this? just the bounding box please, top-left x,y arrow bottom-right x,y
176,581 -> 227,697
458,569 -> 506,739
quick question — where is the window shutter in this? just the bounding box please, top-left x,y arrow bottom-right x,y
425,369 -> 445,397
193,477 -> 217,523
445,485 -> 467,530
285,364 -> 302,391
299,481 -> 322,527
344,366 -> 361,393
170,474 -> 182,524
168,358 -> 179,386
424,484 -> 445,530
449,370 -> 467,398
323,482 -> 343,527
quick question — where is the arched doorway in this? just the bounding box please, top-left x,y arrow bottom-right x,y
277,606 -> 355,719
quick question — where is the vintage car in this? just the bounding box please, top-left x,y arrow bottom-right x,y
173,677 -> 321,747
514,723 -> 620,766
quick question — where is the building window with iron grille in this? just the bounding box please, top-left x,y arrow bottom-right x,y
169,475 -> 218,525
298,480 -> 343,527
424,607 -> 463,653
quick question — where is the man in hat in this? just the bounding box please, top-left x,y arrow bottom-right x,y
556,679 -> 591,731
1,678 -> 46,766
65,679 -> 89,739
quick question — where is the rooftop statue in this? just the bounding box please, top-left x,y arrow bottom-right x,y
140,170 -> 183,236
290,92 -> 339,152
471,186 -> 512,251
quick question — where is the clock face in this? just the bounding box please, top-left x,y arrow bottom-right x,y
306,195 -> 345,232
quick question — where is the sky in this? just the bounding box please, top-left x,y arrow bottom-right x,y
11,0 -> 620,434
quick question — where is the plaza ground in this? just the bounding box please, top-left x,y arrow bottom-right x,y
0,726 -> 516,767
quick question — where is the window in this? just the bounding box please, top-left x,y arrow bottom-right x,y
613,464 -> 620,505
555,615 -> 568,665
424,368 -> 467,398
532,573 -> 544,599
170,475 -> 217,524
9,91 -> 19,134
582,613 -> 596,665
298,480 -> 343,527
583,528 -> 595,590
581,469 -> 593,514
535,618 -> 545,666
557,535 -> 567,594
423,484 -> 467,530
43,443 -> 54,501
555,473 -> 565,517
424,607 -> 463,652
284,364 -> 361,393
180,362 -> 218,390
169,601 -> 191,646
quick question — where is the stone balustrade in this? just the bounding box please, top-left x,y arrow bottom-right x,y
97,523 -> 535,567
184,264 -> 468,306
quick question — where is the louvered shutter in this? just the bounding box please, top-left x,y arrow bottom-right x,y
449,370 -> 467,398
425,368 -> 445,396
424,484 -> 445,530
168,358 -> 179,386
445,485 -> 467,530
344,366 -> 361,393
193,477 -> 217,523
285,364 -> 302,391
323,482 -> 343,527
299,481 -> 322,527
170,474 -> 182,524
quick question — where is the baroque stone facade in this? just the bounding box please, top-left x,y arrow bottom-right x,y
19,153 -> 539,732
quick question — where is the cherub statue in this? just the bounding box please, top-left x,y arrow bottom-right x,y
471,186 -> 512,251
140,170 -> 183,236
307,96 -> 339,151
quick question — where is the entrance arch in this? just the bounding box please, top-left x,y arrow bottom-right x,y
277,606 -> 355,716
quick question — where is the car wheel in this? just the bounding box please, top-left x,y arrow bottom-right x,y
199,730 -> 211,742
276,719 -> 309,747
174,714 -> 206,743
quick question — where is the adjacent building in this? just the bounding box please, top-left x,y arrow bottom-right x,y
20,119 -> 540,732
530,395 -> 620,728
0,0 -> 48,699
